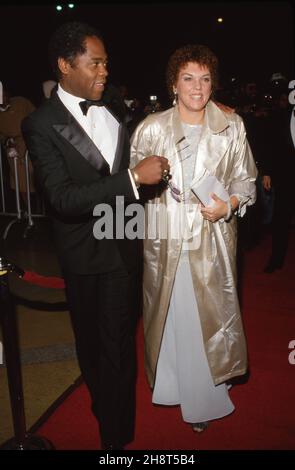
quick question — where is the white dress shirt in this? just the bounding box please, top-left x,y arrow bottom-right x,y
57,85 -> 138,197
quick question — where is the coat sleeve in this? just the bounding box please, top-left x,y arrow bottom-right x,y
130,119 -> 152,167
130,118 -> 165,202
22,115 -> 136,217
228,116 -> 258,217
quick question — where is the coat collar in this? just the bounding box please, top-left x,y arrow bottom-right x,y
172,99 -> 229,142
204,99 -> 230,134
193,101 -> 232,182
172,105 -> 185,145
171,100 -> 232,185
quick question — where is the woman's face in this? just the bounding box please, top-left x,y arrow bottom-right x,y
174,61 -> 212,119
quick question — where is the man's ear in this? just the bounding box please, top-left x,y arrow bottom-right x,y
58,57 -> 71,76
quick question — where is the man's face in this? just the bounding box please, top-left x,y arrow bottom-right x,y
245,83 -> 257,99
59,36 -> 108,100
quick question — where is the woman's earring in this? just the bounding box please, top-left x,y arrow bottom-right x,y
173,90 -> 177,106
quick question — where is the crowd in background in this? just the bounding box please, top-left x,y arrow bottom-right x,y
0,72 -> 294,272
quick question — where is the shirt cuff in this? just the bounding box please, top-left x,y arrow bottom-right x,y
229,193 -> 249,217
128,169 -> 140,199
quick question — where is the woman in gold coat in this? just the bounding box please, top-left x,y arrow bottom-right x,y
130,45 -> 257,432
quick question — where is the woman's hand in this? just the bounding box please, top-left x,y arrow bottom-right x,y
200,193 -> 228,222
201,193 -> 239,223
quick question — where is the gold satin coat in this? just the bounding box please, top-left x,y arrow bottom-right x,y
130,101 -> 258,387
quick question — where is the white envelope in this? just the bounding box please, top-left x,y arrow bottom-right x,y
191,175 -> 229,207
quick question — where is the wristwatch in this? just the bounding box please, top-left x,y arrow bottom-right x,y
130,168 -> 140,188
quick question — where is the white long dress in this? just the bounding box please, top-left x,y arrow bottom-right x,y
152,122 -> 235,423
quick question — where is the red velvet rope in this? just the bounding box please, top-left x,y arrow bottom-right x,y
22,271 -> 65,289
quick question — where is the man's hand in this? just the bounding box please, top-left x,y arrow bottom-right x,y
215,101 -> 235,114
133,156 -> 170,185
262,175 -> 271,190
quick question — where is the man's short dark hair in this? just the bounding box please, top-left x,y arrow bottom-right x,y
48,21 -> 103,80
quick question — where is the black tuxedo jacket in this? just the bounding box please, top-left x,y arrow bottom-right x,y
22,90 -> 140,275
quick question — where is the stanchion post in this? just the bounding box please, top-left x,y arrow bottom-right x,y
0,259 -> 26,449
2,150 -> 22,240
0,256 -> 54,450
23,152 -> 34,239
0,145 -> 6,213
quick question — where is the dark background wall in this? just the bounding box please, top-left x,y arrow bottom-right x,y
1,2 -> 294,106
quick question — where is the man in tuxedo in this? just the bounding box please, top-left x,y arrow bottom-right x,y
261,91 -> 295,273
22,21 -> 169,450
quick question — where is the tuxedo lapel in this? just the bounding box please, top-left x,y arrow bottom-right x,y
103,104 -> 126,175
53,117 -> 110,175
111,123 -> 125,174
51,93 -> 110,175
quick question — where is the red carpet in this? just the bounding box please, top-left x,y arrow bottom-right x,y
36,232 -> 295,450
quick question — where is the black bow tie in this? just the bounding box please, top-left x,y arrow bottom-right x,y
79,99 -> 104,115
